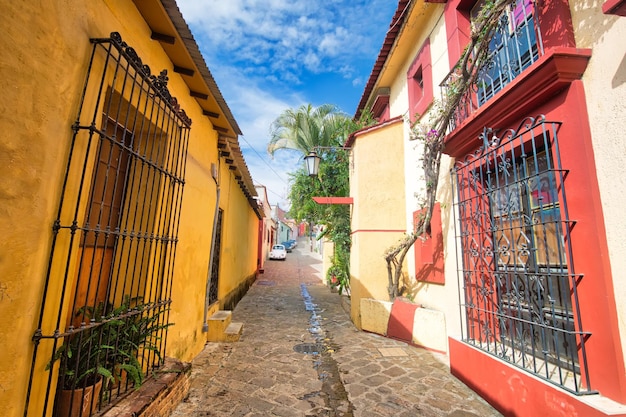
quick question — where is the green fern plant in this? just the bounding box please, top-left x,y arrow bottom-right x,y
45,325 -> 114,390
50,296 -> 172,391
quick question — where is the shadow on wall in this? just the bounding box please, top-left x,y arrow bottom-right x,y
414,231 -> 444,284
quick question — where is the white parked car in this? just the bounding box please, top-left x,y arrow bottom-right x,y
269,244 -> 287,260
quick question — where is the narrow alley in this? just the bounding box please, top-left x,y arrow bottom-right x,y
170,241 -> 501,417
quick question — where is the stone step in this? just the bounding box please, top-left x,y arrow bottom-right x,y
207,310 -> 232,342
224,322 -> 244,342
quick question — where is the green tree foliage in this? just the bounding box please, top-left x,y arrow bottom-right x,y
287,149 -> 352,293
267,104 -> 349,155
269,104 -> 375,295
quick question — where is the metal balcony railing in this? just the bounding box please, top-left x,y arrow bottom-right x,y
441,0 -> 545,130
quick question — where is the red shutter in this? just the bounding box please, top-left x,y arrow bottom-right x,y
413,203 -> 445,284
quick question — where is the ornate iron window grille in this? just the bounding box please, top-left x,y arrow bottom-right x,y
25,32 -> 191,416
451,115 -> 594,395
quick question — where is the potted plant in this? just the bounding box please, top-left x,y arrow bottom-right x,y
108,299 -> 172,389
46,298 -> 133,417
46,326 -> 113,417
48,296 -> 173,416
326,251 -> 350,295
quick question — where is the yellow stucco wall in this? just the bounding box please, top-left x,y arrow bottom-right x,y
169,147 -> 219,362
570,3 -> 626,370
349,119 -> 407,328
0,1 -> 259,415
217,167 -> 260,303
171,158 -> 259,359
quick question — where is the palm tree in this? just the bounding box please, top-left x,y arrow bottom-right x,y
267,104 -> 350,156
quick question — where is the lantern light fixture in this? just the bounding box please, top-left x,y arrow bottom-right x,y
304,151 -> 321,177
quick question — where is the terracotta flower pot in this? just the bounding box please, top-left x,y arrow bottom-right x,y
56,378 -> 102,417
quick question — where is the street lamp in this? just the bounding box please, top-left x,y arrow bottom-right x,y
304,151 -> 321,177
302,147 -> 353,254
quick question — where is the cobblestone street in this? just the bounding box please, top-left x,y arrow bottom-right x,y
171,241 -> 501,416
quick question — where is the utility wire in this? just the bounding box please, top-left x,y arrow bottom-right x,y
238,134 -> 297,208
239,134 -> 290,186
256,181 -> 289,202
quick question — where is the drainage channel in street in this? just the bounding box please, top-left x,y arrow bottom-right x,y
297,284 -> 355,416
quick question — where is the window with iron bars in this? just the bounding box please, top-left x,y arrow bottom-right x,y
208,209 -> 223,305
25,32 -> 191,417
441,0 -> 545,129
472,0 -> 541,105
451,116 -> 593,395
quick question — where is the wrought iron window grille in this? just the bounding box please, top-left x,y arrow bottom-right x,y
451,115 -> 594,395
208,209 -> 223,305
440,0 -> 545,129
25,32 -> 191,416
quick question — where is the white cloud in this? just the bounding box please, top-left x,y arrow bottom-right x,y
338,64 -> 354,79
319,27 -> 350,57
352,76 -> 364,87
302,51 -> 321,72
177,0 -> 390,86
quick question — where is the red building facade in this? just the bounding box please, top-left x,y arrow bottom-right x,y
354,0 -> 626,415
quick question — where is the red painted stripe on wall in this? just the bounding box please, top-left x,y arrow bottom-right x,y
351,229 -> 406,235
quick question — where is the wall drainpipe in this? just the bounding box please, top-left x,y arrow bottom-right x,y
202,163 -> 220,332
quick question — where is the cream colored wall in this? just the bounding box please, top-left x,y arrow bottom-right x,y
380,6 -> 464,347
408,10 -> 464,342
0,1 -> 256,415
570,3 -> 626,366
322,239 -> 334,284
350,120 -> 406,327
394,8 -> 447,227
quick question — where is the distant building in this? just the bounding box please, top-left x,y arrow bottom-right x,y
255,185 -> 277,271
272,205 -> 296,245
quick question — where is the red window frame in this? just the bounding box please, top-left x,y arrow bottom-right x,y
407,39 -> 433,121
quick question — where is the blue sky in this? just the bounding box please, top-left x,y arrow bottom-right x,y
177,0 -> 398,208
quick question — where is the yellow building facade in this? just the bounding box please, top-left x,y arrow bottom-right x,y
0,1 -> 261,416
345,118 -> 407,327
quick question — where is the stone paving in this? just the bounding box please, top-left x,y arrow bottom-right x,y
170,241 -> 502,417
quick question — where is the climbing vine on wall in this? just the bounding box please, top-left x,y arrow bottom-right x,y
384,0 -> 516,300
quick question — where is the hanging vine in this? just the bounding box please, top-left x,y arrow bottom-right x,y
384,0 -> 516,300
